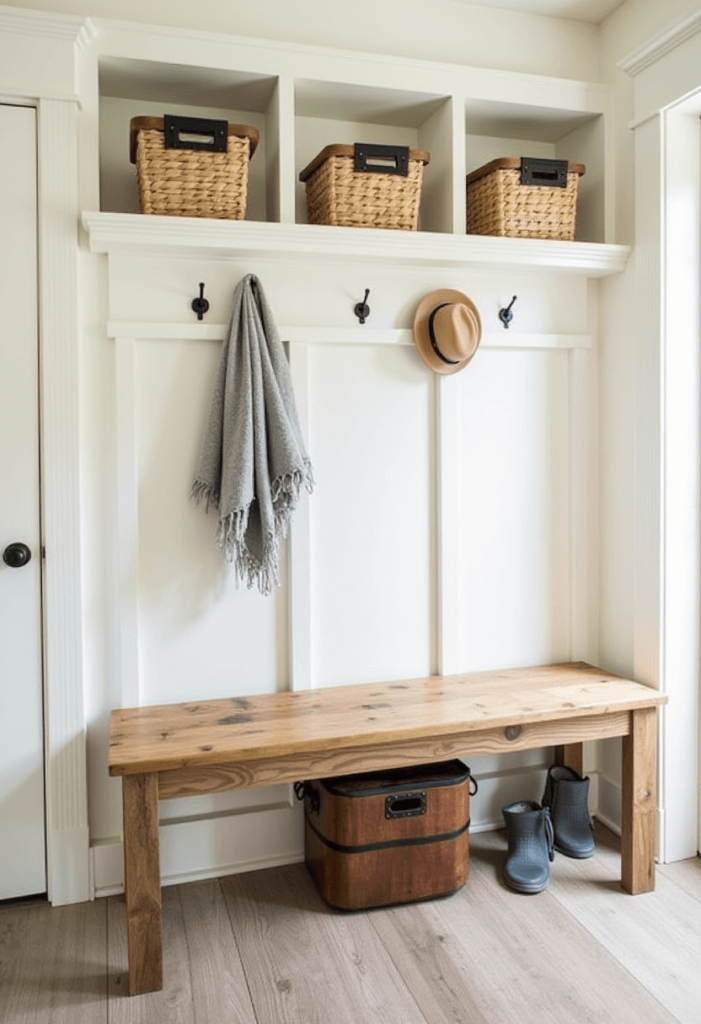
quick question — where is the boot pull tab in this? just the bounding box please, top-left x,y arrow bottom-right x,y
543,807 -> 555,862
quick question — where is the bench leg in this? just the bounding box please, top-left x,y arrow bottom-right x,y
621,706 -> 657,894
554,742 -> 584,776
122,773 -> 163,994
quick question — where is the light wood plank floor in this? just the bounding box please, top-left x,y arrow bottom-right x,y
1,825 -> 699,1023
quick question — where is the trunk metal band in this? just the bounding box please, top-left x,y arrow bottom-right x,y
305,815 -> 470,855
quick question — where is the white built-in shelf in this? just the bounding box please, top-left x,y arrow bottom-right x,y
82,211 -> 630,277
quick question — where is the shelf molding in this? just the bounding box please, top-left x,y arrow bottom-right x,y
106,321 -> 592,351
83,212 -> 630,277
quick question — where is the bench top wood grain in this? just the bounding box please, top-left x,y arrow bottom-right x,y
109,662 -> 666,777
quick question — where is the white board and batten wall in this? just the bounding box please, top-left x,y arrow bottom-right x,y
86,258 -> 602,893
80,14 -> 627,896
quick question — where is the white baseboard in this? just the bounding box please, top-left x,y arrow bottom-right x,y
471,818 -> 505,833
92,838 -> 305,899
91,839 -> 125,898
92,764 -> 613,898
49,824 -> 91,905
593,810 -> 622,837
596,773 -> 622,834
92,798 -> 305,899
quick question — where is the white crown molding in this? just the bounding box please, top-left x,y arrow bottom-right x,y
90,13 -> 604,96
617,9 -> 701,77
0,5 -> 93,45
77,17 -> 97,50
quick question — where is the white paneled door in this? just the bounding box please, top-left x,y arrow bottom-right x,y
0,103 -> 46,900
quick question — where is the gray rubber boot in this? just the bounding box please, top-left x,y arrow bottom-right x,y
501,800 -> 554,894
541,765 -> 595,859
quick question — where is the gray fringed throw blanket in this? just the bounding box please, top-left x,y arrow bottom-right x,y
191,274 -> 314,594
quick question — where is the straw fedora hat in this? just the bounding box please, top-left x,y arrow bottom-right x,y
412,288 -> 482,375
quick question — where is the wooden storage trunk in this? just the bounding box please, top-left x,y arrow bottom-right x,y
299,142 -> 430,231
466,156 -> 585,240
129,114 -> 259,219
298,760 -> 475,910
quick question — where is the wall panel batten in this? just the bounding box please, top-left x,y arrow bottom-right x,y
568,346 -> 596,663
287,342 -> 313,690
437,373 -> 461,676
114,333 -> 141,708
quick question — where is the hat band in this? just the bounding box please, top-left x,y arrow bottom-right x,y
428,304 -> 460,365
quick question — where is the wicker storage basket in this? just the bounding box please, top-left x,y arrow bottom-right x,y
129,114 -> 259,219
299,142 -> 430,230
466,156 -> 585,240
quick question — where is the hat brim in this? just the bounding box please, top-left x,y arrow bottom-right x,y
412,288 -> 482,375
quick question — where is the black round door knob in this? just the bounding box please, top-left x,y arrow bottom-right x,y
3,542 -> 32,568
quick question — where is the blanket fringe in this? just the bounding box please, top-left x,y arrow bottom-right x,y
192,482 -> 270,592
190,479 -> 220,513
271,461 -> 315,521
199,462 -> 313,596
216,506 -> 279,594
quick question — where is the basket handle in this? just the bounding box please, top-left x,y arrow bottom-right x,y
520,157 -> 569,188
164,114 -> 228,153
354,143 -> 409,176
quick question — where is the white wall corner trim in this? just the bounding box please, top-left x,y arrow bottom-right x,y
617,9 -> 701,77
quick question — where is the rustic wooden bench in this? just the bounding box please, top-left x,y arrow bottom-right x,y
109,661 -> 667,996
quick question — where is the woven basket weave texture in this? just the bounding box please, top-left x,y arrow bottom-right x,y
466,163 -> 582,241
303,150 -> 428,231
133,125 -> 254,219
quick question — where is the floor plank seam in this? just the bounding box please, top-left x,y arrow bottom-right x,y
175,885 -> 199,1024
105,895 -> 116,1020
103,897 -> 110,1024
366,910 -> 431,1024
217,877 -> 261,1024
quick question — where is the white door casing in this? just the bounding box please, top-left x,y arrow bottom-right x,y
618,10 -> 701,862
0,102 -> 46,901
0,5 -> 93,904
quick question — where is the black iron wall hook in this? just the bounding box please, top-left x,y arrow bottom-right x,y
499,295 -> 517,329
354,288 -> 371,325
192,282 -> 210,321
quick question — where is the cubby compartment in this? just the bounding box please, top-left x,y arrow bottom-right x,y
465,99 -> 605,243
98,57 -> 280,222
294,79 -> 455,234
87,26 -> 623,267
